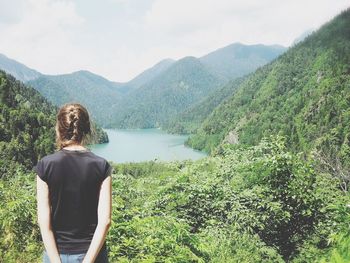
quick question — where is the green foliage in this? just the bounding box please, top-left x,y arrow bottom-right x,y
197,227 -> 284,263
0,170 -> 42,262
154,136 -> 348,260
1,136 -> 348,262
108,216 -> 204,262
320,234 -> 350,262
0,70 -> 56,175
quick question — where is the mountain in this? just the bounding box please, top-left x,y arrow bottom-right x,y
109,56 -> 225,128
187,8 -> 350,167
0,53 -> 41,82
23,59 -> 177,127
163,76 -> 247,134
0,43 -> 287,131
27,70 -> 124,127
0,54 -> 129,127
1,42 -> 286,130
162,44 -> 286,134
127,58 -> 176,89
292,29 -> 315,45
109,44 -> 286,129
199,43 -> 286,80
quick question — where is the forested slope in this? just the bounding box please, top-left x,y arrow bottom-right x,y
108,56 -> 225,128
27,70 -> 125,127
109,44 -> 286,129
188,8 -> 350,169
0,70 -> 56,176
164,76 -> 247,134
0,70 -> 108,177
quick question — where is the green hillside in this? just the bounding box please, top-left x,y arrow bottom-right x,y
164,76 -> 247,134
109,56 -> 225,128
161,44 -> 287,134
0,70 -> 56,177
109,44 -> 286,129
188,8 -> 350,169
27,70 -> 124,127
0,70 -> 108,177
2,136 -> 349,262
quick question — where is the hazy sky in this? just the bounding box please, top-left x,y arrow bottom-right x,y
0,0 -> 348,82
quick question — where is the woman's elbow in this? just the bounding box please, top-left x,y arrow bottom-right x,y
99,218 -> 111,228
105,218 -> 112,228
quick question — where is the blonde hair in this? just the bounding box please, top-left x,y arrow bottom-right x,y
55,103 -> 93,150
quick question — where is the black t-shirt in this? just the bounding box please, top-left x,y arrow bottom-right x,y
33,148 -> 113,254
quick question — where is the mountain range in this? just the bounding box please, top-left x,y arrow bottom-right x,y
110,43 -> 286,128
0,43 -> 286,128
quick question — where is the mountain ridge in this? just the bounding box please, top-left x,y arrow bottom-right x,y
0,42 -> 287,128
109,43 -> 286,128
0,53 -> 41,82
199,42 -> 286,80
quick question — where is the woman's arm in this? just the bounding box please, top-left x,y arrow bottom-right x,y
83,175 -> 112,263
36,175 -> 62,263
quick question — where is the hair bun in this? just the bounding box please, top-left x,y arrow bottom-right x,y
56,103 -> 92,150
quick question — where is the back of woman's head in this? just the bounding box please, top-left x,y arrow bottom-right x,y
55,103 -> 92,150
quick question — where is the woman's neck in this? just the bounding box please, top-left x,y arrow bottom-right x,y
62,144 -> 87,151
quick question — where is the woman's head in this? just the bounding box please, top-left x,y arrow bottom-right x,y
55,103 -> 92,150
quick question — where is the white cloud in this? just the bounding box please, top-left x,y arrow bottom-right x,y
0,0 -> 88,74
142,0 -> 350,55
0,0 -> 26,24
108,0 -> 129,4
0,0 -> 349,82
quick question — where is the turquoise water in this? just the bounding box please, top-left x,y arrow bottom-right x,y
88,128 -> 207,163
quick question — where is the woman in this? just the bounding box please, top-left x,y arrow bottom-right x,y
35,103 -> 112,263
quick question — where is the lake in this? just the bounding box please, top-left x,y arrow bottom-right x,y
88,128 -> 207,163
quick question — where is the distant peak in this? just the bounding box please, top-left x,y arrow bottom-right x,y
178,56 -> 198,62
150,58 -> 176,68
0,53 -> 9,59
292,29 -> 315,45
71,70 -> 109,79
73,70 -> 94,75
224,42 -> 286,49
158,58 -> 176,64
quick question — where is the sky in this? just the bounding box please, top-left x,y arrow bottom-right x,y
0,0 -> 349,82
